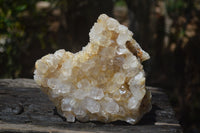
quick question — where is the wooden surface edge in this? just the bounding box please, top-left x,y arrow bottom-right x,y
0,78 -> 183,133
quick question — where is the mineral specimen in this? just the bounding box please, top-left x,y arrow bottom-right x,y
34,14 -> 151,124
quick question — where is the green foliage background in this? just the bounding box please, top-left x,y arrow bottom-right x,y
0,0 -> 57,77
0,0 -> 113,78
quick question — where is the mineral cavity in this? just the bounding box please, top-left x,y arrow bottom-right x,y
34,14 -> 151,124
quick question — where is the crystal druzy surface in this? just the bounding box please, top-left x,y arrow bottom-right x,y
34,14 -> 151,124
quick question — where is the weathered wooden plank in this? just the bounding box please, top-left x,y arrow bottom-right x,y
0,79 -> 182,133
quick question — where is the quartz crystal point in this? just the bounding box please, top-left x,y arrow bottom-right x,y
34,14 -> 151,124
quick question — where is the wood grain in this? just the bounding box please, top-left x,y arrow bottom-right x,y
0,79 -> 182,133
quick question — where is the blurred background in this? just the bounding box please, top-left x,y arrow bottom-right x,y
0,0 -> 200,132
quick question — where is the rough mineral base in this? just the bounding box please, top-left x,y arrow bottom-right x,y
34,14 -> 151,124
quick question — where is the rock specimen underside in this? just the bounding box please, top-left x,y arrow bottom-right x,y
34,14 -> 151,124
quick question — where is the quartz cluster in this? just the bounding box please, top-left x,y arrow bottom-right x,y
34,14 -> 151,124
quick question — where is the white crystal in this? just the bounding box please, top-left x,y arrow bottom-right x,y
89,87 -> 104,100
117,33 -> 131,46
54,49 -> 65,60
106,18 -> 119,31
89,23 -> 104,43
128,96 -> 139,110
74,104 -> 86,117
126,117 -> 136,124
112,72 -> 126,85
85,98 -> 100,113
34,14 -> 151,125
66,113 -> 75,122
103,98 -> 119,114
77,79 -> 90,89
36,60 -> 48,74
74,89 -> 88,100
118,25 -> 128,33
116,46 -> 129,55
61,97 -> 73,111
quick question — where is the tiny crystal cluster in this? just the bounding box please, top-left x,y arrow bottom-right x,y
34,14 -> 151,124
